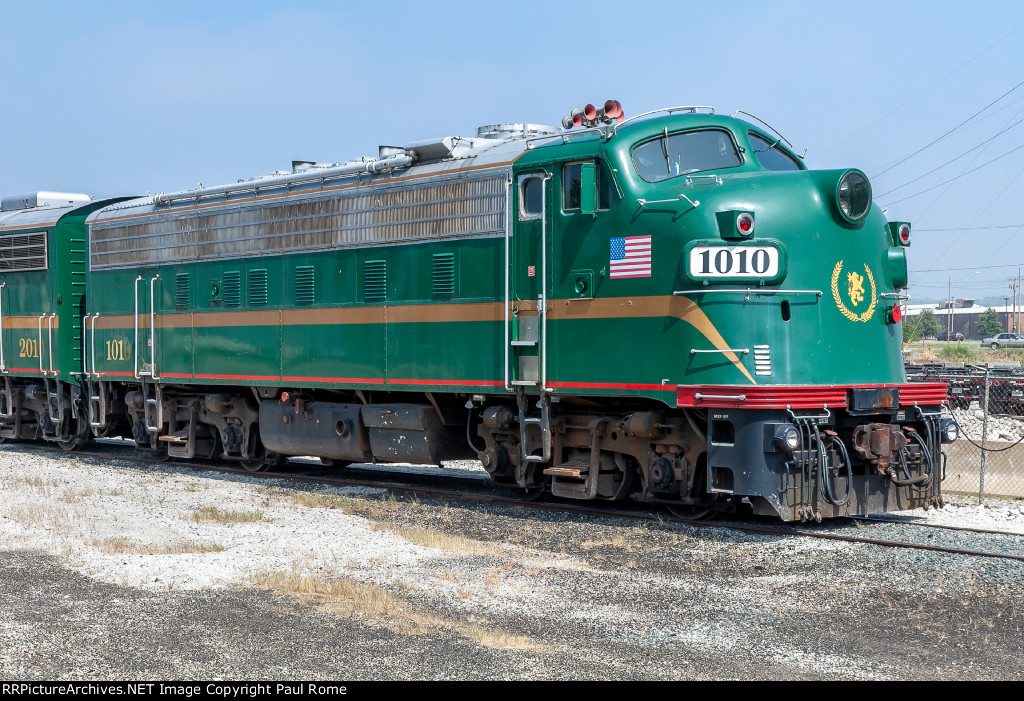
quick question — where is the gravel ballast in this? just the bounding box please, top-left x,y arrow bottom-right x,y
1,443 -> 1022,680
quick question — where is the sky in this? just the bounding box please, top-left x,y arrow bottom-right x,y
1,0 -> 1022,304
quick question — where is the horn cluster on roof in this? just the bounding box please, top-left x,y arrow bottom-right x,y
562,100 -> 625,130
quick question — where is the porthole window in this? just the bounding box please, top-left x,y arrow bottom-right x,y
518,176 -> 544,220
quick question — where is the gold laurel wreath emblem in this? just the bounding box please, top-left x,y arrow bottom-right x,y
831,261 -> 877,322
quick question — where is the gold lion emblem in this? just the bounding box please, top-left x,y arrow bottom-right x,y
831,261 -> 877,322
847,271 -> 865,307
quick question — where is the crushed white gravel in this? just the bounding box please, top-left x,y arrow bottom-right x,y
0,449 -> 574,592
2,445 -> 1023,680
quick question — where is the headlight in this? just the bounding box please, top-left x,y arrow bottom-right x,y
836,170 -> 871,223
941,418 -> 958,444
775,424 -> 801,452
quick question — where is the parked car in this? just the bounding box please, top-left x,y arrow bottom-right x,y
981,333 -> 1024,349
937,331 -> 965,341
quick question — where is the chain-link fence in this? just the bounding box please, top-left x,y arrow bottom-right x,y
906,363 -> 1024,500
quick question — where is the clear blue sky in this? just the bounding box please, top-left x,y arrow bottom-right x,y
1,1 -> 1022,303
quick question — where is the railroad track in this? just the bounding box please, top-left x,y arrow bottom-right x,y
8,440 -> 1024,564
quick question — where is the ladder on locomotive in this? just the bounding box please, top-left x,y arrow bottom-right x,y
506,173 -> 553,464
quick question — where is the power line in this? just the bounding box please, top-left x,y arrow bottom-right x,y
916,225 -> 1024,231
874,114 -> 1024,197
911,101 -> 1024,233
877,141 -> 1024,206
817,21 -> 1024,155
871,80 -> 1024,178
912,262 -> 1024,274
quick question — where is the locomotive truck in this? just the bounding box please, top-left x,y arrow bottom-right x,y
0,103 -> 954,521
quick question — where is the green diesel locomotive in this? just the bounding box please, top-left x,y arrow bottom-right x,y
0,103 -> 952,521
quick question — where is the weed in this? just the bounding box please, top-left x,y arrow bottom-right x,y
190,506 -> 268,525
91,537 -> 225,555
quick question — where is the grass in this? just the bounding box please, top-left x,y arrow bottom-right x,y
289,491 -> 356,511
190,506 -> 268,525
91,537 -> 225,555
58,488 -> 95,503
252,571 -> 401,616
377,523 -> 501,556
253,570 -> 539,651
937,344 -> 982,363
9,502 -> 93,537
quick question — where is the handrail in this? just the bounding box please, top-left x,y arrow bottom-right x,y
47,314 -> 55,375
37,315 -> 45,374
691,348 -> 750,356
0,282 -> 5,372
540,175 -> 552,392
636,193 -> 700,208
90,313 -> 99,377
694,393 -> 746,401
674,288 -> 823,303
504,176 -> 511,392
82,313 -> 89,376
612,106 -> 715,133
133,275 -> 142,378
149,275 -> 160,379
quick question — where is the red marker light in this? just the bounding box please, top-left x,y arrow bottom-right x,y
281,391 -> 290,403
898,224 -> 911,245
891,305 -> 902,324
736,212 -> 754,236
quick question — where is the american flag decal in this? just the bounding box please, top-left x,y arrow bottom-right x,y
610,235 -> 652,278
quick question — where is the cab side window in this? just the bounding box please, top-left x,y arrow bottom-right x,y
562,161 -> 614,211
748,132 -> 803,171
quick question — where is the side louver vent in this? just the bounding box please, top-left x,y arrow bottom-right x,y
432,253 -> 456,295
223,271 -> 241,307
175,273 -> 190,308
294,265 -> 315,305
364,260 -> 387,301
248,269 -> 268,306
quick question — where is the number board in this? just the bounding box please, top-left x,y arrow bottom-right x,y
686,243 -> 783,282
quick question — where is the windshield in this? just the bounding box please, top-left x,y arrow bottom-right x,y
631,128 -> 742,183
748,132 -> 803,171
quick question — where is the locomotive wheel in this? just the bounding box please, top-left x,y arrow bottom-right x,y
239,452 -> 286,473
520,488 -> 548,502
57,415 -> 92,452
665,504 -> 716,522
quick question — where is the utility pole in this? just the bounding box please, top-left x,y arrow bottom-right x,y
1006,296 -> 1011,332
948,277 -> 952,338
1018,267 -> 1022,333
